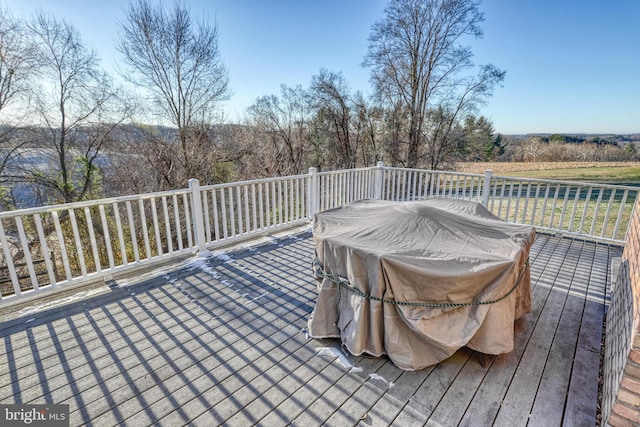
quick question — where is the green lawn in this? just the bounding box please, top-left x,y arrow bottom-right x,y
505,166 -> 640,185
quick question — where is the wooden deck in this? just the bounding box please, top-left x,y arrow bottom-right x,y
0,226 -> 620,426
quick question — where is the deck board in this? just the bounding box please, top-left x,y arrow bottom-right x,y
458,234 -> 562,426
528,240 -> 591,426
563,242 -> 613,427
0,226 -> 621,426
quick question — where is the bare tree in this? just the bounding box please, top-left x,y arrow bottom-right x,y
522,137 -> 547,162
247,84 -> 310,176
0,6 -> 37,115
352,91 -> 384,167
14,12 -> 134,205
117,0 -> 230,187
0,6 -> 39,186
363,0 -> 504,169
310,69 -> 356,169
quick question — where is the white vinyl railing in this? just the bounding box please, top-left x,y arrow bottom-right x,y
0,162 -> 637,301
379,165 -> 638,243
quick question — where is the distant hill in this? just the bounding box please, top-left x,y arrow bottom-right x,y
504,133 -> 640,144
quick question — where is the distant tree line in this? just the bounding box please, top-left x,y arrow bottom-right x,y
499,134 -> 637,163
0,0 -> 635,211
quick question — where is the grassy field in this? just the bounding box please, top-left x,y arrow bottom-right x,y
455,161 -> 640,185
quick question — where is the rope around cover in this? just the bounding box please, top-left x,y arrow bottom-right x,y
314,257 -> 530,309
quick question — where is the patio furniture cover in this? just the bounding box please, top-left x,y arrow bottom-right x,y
308,198 -> 536,370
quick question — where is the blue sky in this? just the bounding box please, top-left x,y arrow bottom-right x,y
3,0 -> 639,134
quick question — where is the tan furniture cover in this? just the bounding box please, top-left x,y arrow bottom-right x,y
308,198 -> 536,370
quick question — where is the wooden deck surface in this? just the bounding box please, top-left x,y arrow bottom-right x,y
0,226 -> 620,426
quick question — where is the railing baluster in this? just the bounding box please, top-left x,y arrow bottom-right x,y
84,207 -> 101,273
0,220 -> 20,296
539,185 -> 551,228
291,178 -> 297,220
568,187 -> 582,233
579,187 -> 593,234
212,189 -> 221,240
277,181 -> 283,225
548,186 -> 561,229
52,210 -> 72,281
68,209 -> 87,277
229,187 -> 236,237
505,181 -> 514,222
112,203 -> 129,265
15,217 -> 39,289
150,198 -> 162,256
139,199 -> 152,259
404,170 -> 409,201
99,204 -> 115,269
612,190 -> 629,240
530,183 -> 541,225
241,185 -> 248,232
242,185 -> 249,233
162,197 -> 173,254
295,178 -> 300,220
183,194 -> 193,248
266,182 -> 272,227
558,185 -> 571,231
490,179 -> 497,211
521,183 -> 532,223
258,183 -> 265,229
126,201 -> 140,262
512,183 -> 522,222
589,188 -> 605,236
600,189 -> 616,238
34,213 -> 57,286
470,176 -> 475,200
203,189 -> 211,243
235,186 -> 243,235
251,183 -> 258,231
220,189 -> 228,238
410,170 -> 417,200
172,195 -> 183,251
283,181 -> 289,224
498,179 -> 505,219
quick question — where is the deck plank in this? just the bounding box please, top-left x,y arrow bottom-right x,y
492,238 -> 582,426
563,244 -> 618,426
457,234 -> 563,426
425,350 -> 492,426
0,228 -> 614,427
392,348 -> 473,426
325,359 -> 404,426
356,366 -> 435,426
528,240 -> 592,426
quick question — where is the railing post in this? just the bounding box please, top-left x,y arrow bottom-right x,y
481,169 -> 493,207
374,161 -> 385,200
189,178 -> 207,253
308,167 -> 318,218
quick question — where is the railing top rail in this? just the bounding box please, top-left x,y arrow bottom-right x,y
0,172 -> 316,219
490,173 -> 640,191
381,166 -> 485,179
315,166 -> 378,177
0,187 -> 193,219
199,172 -> 310,191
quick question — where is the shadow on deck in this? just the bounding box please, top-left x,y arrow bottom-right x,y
0,226 -> 620,426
